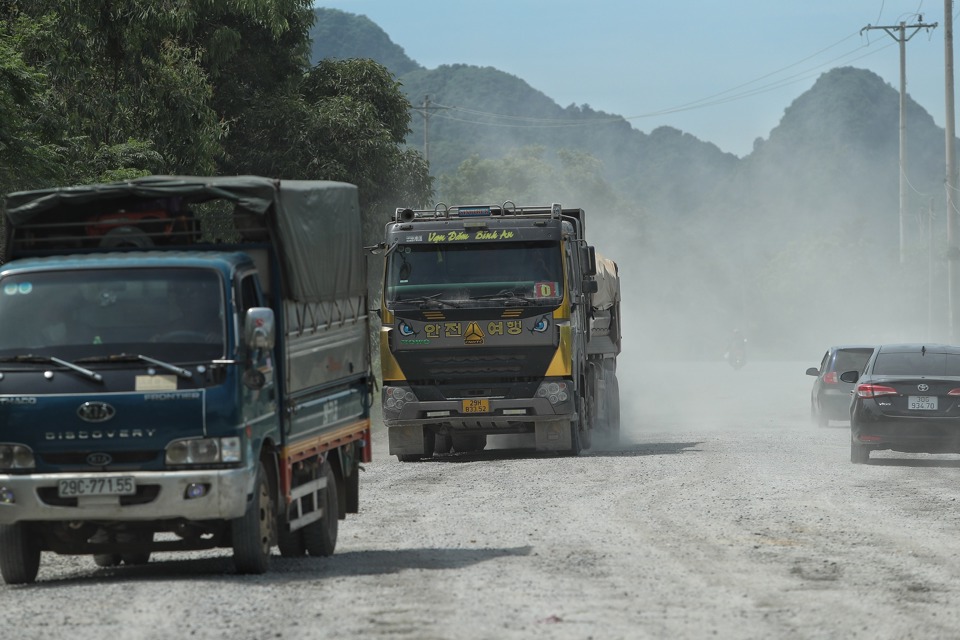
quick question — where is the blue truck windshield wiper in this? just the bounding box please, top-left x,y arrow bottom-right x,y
0,355 -> 103,382
76,353 -> 193,379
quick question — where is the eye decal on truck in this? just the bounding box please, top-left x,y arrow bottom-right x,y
530,315 -> 550,333
398,321 -> 417,337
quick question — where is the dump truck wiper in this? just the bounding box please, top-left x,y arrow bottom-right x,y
470,290 -> 534,305
397,293 -> 462,308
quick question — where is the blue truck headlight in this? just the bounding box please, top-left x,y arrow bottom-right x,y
165,437 -> 241,465
0,444 -> 35,470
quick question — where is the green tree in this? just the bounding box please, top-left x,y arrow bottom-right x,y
0,12 -> 58,193
14,0 -> 227,175
438,145 -> 626,214
2,2 -> 432,223
236,58 -> 432,217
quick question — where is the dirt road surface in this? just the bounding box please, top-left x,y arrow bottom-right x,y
6,360 -> 960,639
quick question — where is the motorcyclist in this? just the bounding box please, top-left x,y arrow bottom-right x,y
725,329 -> 747,368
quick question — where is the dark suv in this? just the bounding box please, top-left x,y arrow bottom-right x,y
806,345 -> 875,427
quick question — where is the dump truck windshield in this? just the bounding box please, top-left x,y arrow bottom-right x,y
385,240 -> 563,304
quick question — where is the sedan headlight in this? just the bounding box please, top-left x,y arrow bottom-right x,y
0,444 -> 34,470
165,437 -> 241,465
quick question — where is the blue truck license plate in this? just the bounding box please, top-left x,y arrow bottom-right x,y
58,477 -> 136,497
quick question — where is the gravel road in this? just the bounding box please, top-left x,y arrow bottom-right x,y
6,360 -> 960,639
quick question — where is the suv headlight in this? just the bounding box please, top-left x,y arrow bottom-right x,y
165,437 -> 241,465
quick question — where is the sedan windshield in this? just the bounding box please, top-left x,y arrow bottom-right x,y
385,240 -> 563,304
0,267 -> 225,361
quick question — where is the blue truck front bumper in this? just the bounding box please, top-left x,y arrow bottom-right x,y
0,464 -> 255,524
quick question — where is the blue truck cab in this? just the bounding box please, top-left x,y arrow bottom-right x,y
0,176 -> 372,583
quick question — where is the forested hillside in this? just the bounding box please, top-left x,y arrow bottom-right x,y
310,7 -> 954,357
321,8 -> 960,355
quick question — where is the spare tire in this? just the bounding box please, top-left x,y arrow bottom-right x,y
100,226 -> 154,248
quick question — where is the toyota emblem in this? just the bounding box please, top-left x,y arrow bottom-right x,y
918,384 -> 930,392
77,401 -> 116,423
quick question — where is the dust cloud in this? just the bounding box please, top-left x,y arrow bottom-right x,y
569,147 -> 946,437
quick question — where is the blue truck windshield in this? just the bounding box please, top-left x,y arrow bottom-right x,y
0,268 -> 225,360
385,241 -> 563,304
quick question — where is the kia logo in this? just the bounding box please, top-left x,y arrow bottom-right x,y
918,384 -> 930,392
77,402 -> 116,423
86,452 -> 112,466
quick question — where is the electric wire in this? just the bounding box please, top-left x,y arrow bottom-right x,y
426,28 -> 902,129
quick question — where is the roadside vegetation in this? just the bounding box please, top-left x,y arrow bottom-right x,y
0,1 -> 432,219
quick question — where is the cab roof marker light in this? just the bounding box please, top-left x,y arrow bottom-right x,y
456,206 -> 493,217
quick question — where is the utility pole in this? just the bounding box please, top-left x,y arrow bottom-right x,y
861,18 -> 938,264
411,95 -> 447,166
946,0 -> 958,342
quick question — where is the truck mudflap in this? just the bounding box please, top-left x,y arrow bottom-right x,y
388,418 -> 575,455
386,401 -> 576,456
0,464 -> 254,525
382,392 -> 574,426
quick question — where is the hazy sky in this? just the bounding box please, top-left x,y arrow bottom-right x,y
315,1 -> 952,157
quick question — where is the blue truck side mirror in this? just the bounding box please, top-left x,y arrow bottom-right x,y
245,307 -> 276,350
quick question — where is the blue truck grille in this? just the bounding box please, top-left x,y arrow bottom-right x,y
37,485 -> 160,507
40,451 -> 158,466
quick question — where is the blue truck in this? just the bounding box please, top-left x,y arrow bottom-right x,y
0,176 -> 372,583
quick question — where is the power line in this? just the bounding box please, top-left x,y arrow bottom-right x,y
423,29 -> 897,131
861,17 -> 939,264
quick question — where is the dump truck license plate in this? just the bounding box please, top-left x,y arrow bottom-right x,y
462,399 -> 490,414
58,477 -> 136,497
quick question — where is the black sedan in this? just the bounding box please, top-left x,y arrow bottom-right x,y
806,345 -> 875,427
841,343 -> 960,463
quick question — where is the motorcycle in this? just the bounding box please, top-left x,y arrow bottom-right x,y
724,337 -> 747,370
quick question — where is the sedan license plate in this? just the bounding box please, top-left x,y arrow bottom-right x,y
58,476 -> 135,498
908,395 -> 938,411
462,398 -> 490,414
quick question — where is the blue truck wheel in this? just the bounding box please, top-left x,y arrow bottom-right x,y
304,465 -> 338,557
0,523 -> 41,585
231,461 -> 275,574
